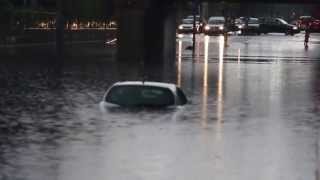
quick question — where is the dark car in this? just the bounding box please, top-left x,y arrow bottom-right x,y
101,81 -> 188,108
236,17 -> 261,35
259,18 -> 300,35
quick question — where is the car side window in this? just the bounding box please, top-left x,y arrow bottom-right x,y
267,19 -> 275,25
176,87 -> 188,105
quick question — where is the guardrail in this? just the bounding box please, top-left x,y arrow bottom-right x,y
1,28 -> 117,45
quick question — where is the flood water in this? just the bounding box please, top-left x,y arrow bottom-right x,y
1,34 -> 320,180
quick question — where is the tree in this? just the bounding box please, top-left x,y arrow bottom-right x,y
63,0 -> 114,21
0,0 -> 14,23
0,0 -> 14,39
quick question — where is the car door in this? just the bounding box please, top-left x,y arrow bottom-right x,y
262,19 -> 274,33
275,19 -> 286,33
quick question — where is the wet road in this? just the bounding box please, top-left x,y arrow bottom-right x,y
1,33 -> 320,180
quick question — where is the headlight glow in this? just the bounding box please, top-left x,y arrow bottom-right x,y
205,25 -> 210,30
219,26 -> 224,30
179,25 -> 183,30
293,26 -> 298,30
238,25 -> 243,29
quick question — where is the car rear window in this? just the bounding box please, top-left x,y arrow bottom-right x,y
105,85 -> 175,107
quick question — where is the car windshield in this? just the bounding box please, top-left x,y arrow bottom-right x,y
182,19 -> 194,24
236,18 -> 259,24
105,85 -> 175,107
277,19 -> 288,24
208,18 -> 225,24
186,15 -> 200,21
235,19 -> 243,24
249,18 -> 259,24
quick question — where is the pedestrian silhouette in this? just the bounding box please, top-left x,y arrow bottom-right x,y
304,24 -> 310,48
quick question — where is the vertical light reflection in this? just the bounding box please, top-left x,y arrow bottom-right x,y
238,48 -> 241,64
316,134 -> 320,180
177,40 -> 182,87
212,35 -> 225,173
203,36 -> 209,88
216,35 -> 224,136
237,48 -> 241,78
196,36 -> 201,61
201,35 -> 209,127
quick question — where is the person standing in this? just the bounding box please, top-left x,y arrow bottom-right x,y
304,24 -> 311,47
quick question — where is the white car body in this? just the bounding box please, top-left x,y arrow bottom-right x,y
101,81 -> 188,108
178,18 -> 200,33
204,16 -> 225,35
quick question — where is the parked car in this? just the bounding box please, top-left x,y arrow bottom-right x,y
296,16 -> 320,32
177,16 -> 201,34
236,17 -> 260,35
204,16 -> 225,35
296,16 -> 313,30
101,81 -> 188,108
186,15 -> 201,22
259,18 -> 300,35
309,19 -> 320,32
186,15 -> 204,32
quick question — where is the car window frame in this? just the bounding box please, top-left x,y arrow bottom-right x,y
176,87 -> 188,105
105,85 -> 176,107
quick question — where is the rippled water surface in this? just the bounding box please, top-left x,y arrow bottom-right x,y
1,34 -> 320,180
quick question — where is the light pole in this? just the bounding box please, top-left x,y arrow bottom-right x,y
56,0 -> 65,59
192,0 -> 199,57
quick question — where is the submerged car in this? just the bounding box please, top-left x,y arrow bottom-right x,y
204,16 -> 225,35
101,81 -> 188,108
259,18 -> 300,35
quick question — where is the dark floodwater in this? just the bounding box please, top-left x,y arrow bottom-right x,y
1,34 -> 320,180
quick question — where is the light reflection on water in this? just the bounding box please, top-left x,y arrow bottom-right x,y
177,40 -> 182,87
201,35 -> 209,127
174,35 -> 320,180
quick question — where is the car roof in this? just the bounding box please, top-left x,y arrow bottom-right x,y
187,15 -> 200,18
209,16 -> 225,20
112,81 -> 177,92
236,17 -> 259,22
300,16 -> 312,18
